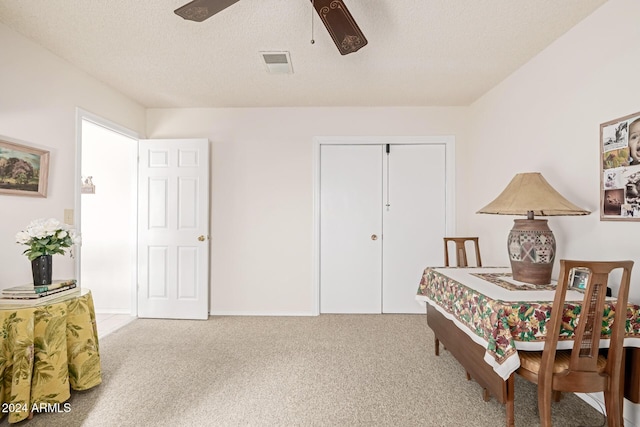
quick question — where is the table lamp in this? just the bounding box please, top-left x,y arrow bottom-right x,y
476,172 -> 590,285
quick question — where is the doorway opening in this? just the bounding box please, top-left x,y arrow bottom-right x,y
76,110 -> 138,322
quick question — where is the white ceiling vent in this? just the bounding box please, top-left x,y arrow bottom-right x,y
260,51 -> 293,74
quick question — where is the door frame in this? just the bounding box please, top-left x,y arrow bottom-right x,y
75,108 -> 140,316
312,136 -> 456,316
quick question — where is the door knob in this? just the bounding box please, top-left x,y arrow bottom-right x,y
371,234 -> 378,240
198,235 -> 206,241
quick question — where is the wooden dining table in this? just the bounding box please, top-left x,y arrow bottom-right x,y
415,266 -> 640,427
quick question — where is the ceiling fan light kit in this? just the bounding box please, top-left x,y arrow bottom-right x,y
174,0 -> 367,55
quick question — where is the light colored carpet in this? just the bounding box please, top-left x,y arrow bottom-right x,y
11,315 -> 606,427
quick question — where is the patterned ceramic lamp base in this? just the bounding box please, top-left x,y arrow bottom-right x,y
508,219 -> 555,285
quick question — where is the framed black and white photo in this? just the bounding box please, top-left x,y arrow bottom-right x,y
569,267 -> 590,290
600,111 -> 640,221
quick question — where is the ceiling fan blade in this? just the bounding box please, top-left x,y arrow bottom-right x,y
174,0 -> 240,22
311,0 -> 368,55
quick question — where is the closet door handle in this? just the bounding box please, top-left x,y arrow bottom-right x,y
371,234 -> 378,240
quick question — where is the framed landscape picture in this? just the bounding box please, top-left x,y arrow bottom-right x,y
0,139 -> 50,197
600,111 -> 640,221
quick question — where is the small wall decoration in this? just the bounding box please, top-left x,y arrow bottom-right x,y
600,111 -> 640,221
81,176 -> 95,194
0,138 -> 50,197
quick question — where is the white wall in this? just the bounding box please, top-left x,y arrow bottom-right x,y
0,23 -> 145,289
464,0 -> 640,423
464,0 -> 640,299
146,107 -> 468,314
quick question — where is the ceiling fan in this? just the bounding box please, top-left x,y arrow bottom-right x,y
174,0 -> 368,55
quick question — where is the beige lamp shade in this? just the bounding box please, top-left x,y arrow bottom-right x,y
476,172 -> 590,217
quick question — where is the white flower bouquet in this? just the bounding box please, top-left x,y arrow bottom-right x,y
15,218 -> 81,261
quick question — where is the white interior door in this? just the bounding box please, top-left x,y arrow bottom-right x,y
320,145 -> 383,313
382,144 -> 446,313
138,138 -> 210,319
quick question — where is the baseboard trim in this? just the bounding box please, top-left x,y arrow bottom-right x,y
209,310 -> 315,317
95,309 -> 132,315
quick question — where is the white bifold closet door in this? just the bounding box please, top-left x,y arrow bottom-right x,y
320,144 -> 446,314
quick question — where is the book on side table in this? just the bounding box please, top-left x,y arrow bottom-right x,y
0,280 -> 80,307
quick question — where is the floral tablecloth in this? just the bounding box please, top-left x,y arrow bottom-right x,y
416,267 -> 640,380
0,289 -> 101,423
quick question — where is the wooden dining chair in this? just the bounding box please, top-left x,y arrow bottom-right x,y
516,259 -> 634,427
443,237 -> 482,267
436,237 -> 482,360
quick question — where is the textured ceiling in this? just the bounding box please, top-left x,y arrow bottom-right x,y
0,0 -> 607,108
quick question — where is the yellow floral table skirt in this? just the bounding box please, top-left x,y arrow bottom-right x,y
0,290 -> 101,423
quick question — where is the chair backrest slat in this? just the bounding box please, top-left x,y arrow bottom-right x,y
443,237 -> 482,267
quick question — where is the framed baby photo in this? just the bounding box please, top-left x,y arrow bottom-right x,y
569,267 -> 590,291
600,110 -> 640,221
0,138 -> 50,197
